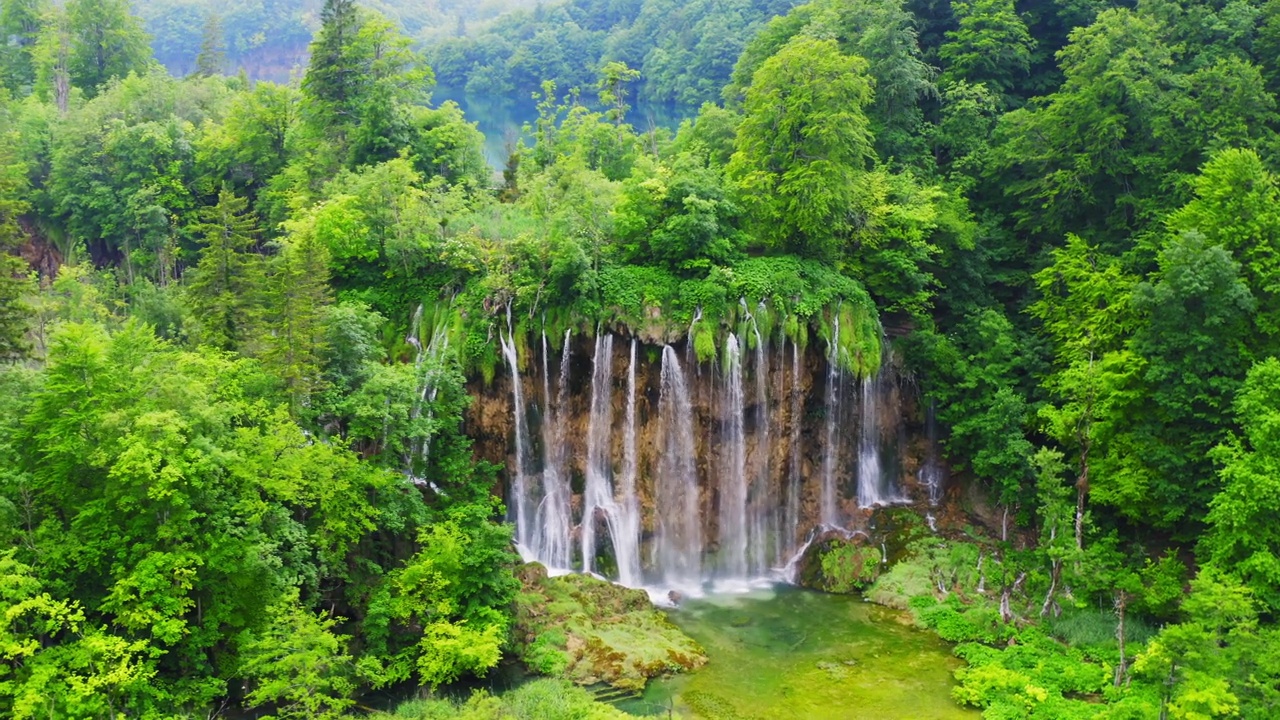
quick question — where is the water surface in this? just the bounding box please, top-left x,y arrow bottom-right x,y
618,586 -> 976,719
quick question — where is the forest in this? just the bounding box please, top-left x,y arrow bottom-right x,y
2,0 -> 1280,718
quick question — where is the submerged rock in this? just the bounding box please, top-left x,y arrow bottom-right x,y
512,565 -> 708,691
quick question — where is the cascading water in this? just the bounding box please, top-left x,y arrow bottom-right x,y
858,345 -> 909,508
655,345 -> 702,590
921,398 -> 946,511
614,339 -> 642,587
406,304 -> 447,479
499,309 -> 535,561
494,321 -> 924,594
784,338 -> 803,559
819,312 -> 843,527
748,302 -> 771,576
535,330 -> 573,570
718,334 -> 748,580
581,334 -> 616,575
857,373 -> 887,508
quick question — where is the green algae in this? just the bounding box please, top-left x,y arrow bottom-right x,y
617,586 -> 977,719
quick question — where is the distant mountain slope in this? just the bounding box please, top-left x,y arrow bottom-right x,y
136,0 -> 540,80
427,0 -> 800,107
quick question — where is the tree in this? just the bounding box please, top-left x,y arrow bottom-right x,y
31,8 -> 69,112
1095,232 -> 1255,527
1030,235 -> 1137,550
185,187 -> 264,352
0,103 -> 30,362
726,36 -> 875,260
240,593 -> 355,720
596,60 -> 640,125
193,13 -> 225,78
65,0 -> 151,96
0,0 -> 46,91
301,2 -> 432,168
1167,149 -> 1280,349
939,0 -> 1035,104
1204,358 -> 1280,613
302,0 -> 362,133
265,223 -> 333,411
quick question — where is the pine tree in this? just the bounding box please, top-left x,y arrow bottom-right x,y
186,188 -> 263,352
302,0 -> 362,128
193,13 -> 226,78
264,227 -> 332,412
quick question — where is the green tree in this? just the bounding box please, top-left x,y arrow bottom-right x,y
597,60 -> 640,126
301,1 -> 431,168
265,222 -> 333,411
1095,232 -> 1255,527
1204,358 -> 1280,613
65,0 -> 151,96
0,101 -> 30,362
726,36 -> 875,260
193,13 -> 226,78
1167,149 -> 1280,349
240,593 -> 356,720
939,0 -> 1035,104
1030,235 -> 1137,549
185,187 -> 264,352
0,0 -> 46,91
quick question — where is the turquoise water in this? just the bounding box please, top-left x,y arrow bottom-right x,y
617,586 -> 977,719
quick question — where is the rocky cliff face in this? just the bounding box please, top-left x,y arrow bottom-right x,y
465,329 -> 947,589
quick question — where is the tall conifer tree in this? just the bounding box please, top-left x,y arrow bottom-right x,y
186,187 -> 263,352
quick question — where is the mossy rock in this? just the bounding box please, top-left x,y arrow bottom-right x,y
513,565 -> 707,690
795,534 -> 883,594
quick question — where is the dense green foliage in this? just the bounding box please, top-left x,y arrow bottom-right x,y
3,0 -> 1280,716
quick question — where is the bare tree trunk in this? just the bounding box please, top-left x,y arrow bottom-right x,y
1114,590 -> 1130,687
1041,558 -> 1061,617
1075,448 -> 1089,552
1000,572 -> 1026,624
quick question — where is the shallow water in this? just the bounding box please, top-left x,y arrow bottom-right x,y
616,586 -> 977,719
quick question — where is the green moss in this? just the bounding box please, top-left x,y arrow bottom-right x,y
819,543 -> 883,594
448,253 -> 882,372
693,320 -> 717,364
512,566 -> 707,690
796,536 -> 883,594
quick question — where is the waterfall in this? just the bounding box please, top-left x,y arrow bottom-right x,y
405,303 -> 452,479
581,334 -> 616,575
535,330 -> 573,570
857,373 -> 887,508
615,339 -> 642,586
718,334 -> 748,579
784,338 -> 802,558
655,345 -> 701,590
819,312 -> 842,527
922,398 -> 945,508
749,304 -> 771,575
499,309 -> 535,560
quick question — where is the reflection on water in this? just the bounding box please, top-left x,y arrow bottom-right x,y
435,87 -> 692,168
617,585 -> 976,719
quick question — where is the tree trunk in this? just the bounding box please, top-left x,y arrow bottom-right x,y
1075,445 -> 1089,552
1114,590 -> 1130,687
1041,558 -> 1061,618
